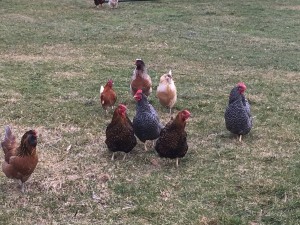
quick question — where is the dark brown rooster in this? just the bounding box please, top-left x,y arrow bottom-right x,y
94,0 -> 105,8
100,79 -> 117,114
1,126 -> 38,192
105,104 -> 137,160
155,110 -> 190,167
130,59 -> 152,96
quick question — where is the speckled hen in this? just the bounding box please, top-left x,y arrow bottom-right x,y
133,89 -> 162,151
224,82 -> 253,142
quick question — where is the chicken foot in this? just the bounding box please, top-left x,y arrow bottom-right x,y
239,135 -> 242,142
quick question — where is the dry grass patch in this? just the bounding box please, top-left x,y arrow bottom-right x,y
1,13 -> 36,23
276,5 -> 300,11
0,53 -> 80,63
52,71 -> 88,79
0,91 -> 23,103
0,44 -> 85,63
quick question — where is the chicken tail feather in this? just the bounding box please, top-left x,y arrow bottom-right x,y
2,126 -> 16,156
4,126 -> 12,140
100,85 -> 104,95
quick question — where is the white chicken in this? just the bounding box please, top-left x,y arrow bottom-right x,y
109,0 -> 118,8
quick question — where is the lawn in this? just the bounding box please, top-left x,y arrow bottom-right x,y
0,0 -> 300,224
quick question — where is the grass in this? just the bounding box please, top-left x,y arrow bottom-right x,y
0,0 -> 300,224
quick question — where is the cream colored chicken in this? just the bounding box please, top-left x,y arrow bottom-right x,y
109,0 -> 118,9
156,70 -> 177,115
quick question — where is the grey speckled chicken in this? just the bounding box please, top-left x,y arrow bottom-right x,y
155,110 -> 190,167
224,82 -> 253,142
133,89 -> 162,150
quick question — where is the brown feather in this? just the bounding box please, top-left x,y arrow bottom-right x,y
130,75 -> 152,96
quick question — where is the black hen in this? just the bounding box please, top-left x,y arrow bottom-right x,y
155,110 -> 190,167
94,0 -> 105,8
133,89 -> 162,150
105,104 -> 137,160
224,82 -> 253,142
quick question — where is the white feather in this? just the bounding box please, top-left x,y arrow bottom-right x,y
100,85 -> 104,94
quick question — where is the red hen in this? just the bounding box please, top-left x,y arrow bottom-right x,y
100,79 -> 117,114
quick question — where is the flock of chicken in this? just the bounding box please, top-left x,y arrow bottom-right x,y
1,59 -> 253,192
103,59 -> 189,168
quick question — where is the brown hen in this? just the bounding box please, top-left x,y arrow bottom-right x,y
105,104 -> 137,160
1,126 -> 38,192
130,59 -> 152,96
155,110 -> 190,167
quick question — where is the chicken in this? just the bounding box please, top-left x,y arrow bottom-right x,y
1,126 -> 38,193
156,70 -> 177,115
224,82 -> 253,142
155,110 -> 190,167
94,0 -> 105,8
133,89 -> 162,151
105,104 -> 137,160
100,79 -> 117,114
108,0 -> 118,8
130,59 -> 152,96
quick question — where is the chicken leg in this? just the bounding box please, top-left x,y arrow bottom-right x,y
18,180 -> 25,193
111,152 -> 115,161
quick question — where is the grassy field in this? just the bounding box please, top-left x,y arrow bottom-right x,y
0,0 -> 300,224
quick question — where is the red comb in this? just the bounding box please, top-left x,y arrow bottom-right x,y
119,104 -> 127,109
237,82 -> 246,89
136,89 -> 143,94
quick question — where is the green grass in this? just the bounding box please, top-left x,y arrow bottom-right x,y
0,0 -> 300,224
